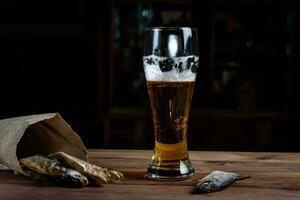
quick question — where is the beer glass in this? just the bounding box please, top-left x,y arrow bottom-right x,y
143,27 -> 199,179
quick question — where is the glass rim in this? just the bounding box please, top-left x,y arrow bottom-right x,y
145,27 -> 197,31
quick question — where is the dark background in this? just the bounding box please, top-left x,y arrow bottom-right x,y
0,0 -> 299,151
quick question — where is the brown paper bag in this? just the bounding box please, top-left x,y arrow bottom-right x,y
0,113 -> 87,175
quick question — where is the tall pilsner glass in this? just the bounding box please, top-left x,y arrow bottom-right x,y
143,27 -> 199,179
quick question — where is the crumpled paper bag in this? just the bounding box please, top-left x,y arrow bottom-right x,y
0,113 -> 87,175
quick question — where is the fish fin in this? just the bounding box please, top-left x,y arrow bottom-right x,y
236,174 -> 250,180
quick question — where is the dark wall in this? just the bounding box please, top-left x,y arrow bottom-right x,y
0,1 -> 108,147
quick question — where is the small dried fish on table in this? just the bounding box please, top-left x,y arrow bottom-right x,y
48,152 -> 124,186
194,170 -> 250,194
19,155 -> 89,187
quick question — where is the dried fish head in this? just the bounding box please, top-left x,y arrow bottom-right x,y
19,155 -> 57,175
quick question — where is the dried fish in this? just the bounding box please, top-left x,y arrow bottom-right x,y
194,170 -> 250,194
48,152 -> 124,185
19,155 -> 89,187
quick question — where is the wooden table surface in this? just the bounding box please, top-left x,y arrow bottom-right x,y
1,149 -> 300,200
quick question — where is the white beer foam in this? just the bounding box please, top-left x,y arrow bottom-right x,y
143,55 -> 198,82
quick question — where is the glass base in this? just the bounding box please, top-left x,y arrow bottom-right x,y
147,161 -> 195,180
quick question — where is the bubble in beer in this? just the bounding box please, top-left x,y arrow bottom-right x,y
143,55 -> 199,81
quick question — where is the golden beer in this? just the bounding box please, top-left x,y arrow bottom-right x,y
147,81 -> 195,179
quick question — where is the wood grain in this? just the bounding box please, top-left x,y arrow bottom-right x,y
1,150 -> 300,200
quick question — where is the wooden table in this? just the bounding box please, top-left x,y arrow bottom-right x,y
1,150 -> 300,200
